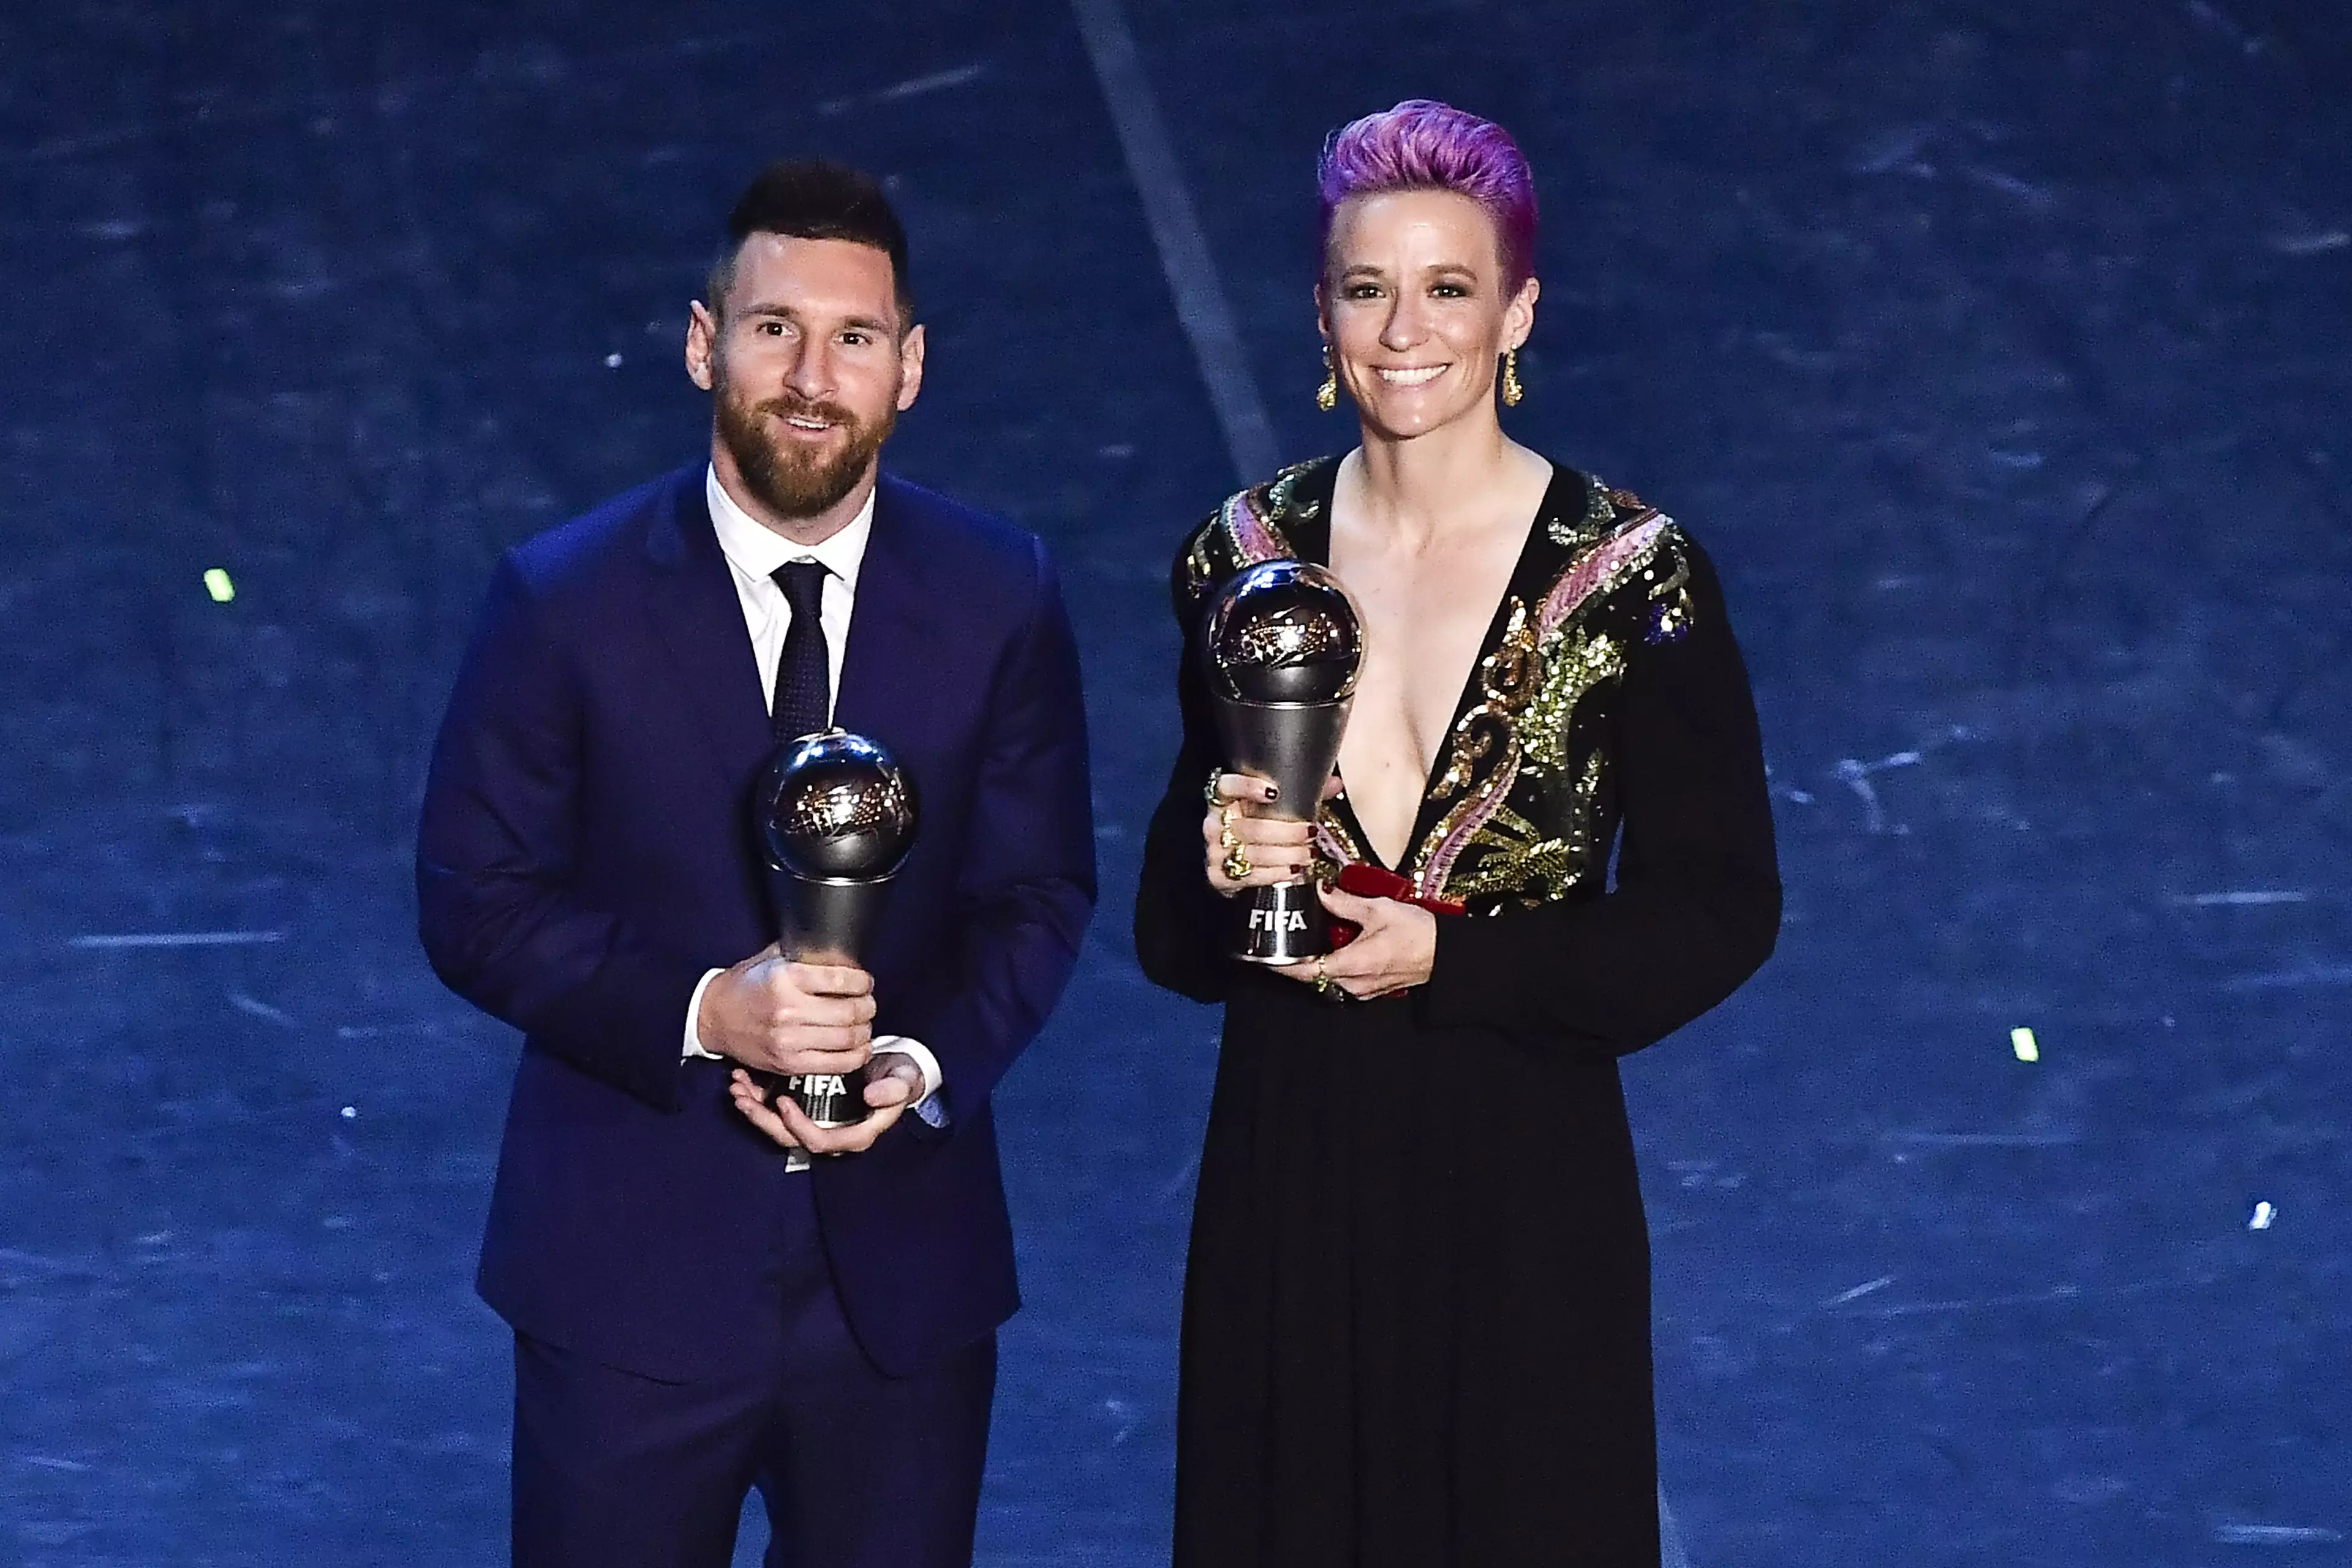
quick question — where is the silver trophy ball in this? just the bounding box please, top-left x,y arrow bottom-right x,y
754,729 -> 917,1125
1200,560 -> 1364,966
1204,560 -> 1365,709
760,729 -> 918,891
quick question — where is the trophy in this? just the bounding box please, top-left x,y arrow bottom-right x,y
1200,559 -> 1365,965
754,728 -> 918,1125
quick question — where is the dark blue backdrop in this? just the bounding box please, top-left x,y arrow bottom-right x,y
2,2 -> 2346,1562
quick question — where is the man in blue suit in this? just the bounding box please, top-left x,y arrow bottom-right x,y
417,160 -> 1095,1567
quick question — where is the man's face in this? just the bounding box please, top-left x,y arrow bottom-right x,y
687,233 -> 925,522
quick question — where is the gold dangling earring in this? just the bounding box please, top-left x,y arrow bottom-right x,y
1316,345 -> 1338,412
1501,347 -> 1525,407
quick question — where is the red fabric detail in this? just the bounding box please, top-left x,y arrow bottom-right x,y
1332,861 -> 1468,917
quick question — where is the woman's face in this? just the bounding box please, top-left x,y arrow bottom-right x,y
1319,188 -> 1536,442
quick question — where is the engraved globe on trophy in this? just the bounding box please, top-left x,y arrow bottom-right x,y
755,729 -> 918,1125
1201,560 -> 1365,965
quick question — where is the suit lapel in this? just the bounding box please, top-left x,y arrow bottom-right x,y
832,477 -> 936,753
640,469 -> 777,793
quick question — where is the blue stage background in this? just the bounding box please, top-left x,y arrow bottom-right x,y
2,2 -> 2346,1562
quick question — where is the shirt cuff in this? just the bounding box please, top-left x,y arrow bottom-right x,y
875,1035 -> 946,1127
689,986 -> 941,1127
683,968 -> 726,1061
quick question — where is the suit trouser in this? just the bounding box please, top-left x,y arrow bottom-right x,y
510,1173 -> 996,1568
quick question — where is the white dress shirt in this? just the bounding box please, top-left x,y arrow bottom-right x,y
682,466 -> 945,1125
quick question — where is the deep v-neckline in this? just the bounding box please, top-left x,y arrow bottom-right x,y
1290,459 -> 1572,876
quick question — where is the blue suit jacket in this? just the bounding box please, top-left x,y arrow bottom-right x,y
417,464 -> 1095,1381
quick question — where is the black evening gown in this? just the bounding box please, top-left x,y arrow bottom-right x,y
1134,457 -> 1781,1567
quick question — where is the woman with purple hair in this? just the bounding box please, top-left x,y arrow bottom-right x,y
1136,100 -> 1781,1563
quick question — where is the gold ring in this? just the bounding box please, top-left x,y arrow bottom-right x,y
1217,802 -> 1250,880
1313,956 -> 1332,995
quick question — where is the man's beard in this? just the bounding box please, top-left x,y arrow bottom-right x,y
713,374 -> 897,521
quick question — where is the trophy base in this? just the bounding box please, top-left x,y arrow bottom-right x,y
758,1065 -> 872,1128
1232,880 -> 1329,967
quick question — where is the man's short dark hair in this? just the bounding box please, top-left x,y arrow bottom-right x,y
707,159 -> 914,326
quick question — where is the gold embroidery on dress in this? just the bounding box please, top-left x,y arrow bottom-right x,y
1259,461 -> 1322,536
1549,471 -> 1619,548
1427,725 -> 1498,807
1440,747 -> 1610,903
1645,546 -> 1694,643
1413,716 -> 1513,897
1440,805 -> 1572,903
1545,523 -> 1670,635
1412,520 -> 1683,904
1412,600 -> 1542,892
1266,467 -> 1300,516
1512,522 -> 1667,775
1182,529 -> 1221,599
1186,461 -> 1328,601
1313,802 -> 1368,878
1426,599 -> 1540,805
1521,628 -> 1626,777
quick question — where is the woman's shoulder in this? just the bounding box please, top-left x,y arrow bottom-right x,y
1526,460 -> 1681,551
1522,462 -> 1711,646
1169,454 -> 1343,609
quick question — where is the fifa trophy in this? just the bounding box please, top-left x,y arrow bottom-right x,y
1201,560 -> 1365,965
754,729 -> 918,1125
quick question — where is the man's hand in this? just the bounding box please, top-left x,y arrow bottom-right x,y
727,1052 -> 927,1155
697,944 -> 875,1077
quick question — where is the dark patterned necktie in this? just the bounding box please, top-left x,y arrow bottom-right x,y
769,559 -> 832,743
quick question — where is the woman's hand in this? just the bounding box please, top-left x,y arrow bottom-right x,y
1276,882 -> 1436,1000
1201,772 -> 1331,895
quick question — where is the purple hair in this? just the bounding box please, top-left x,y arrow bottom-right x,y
1316,100 -> 1538,290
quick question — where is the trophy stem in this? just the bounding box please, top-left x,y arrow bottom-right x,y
1235,879 -> 1330,965
779,873 -> 896,966
761,873 -> 897,1126
1210,695 -> 1351,826
756,1063 -> 871,1128
1212,696 -> 1348,966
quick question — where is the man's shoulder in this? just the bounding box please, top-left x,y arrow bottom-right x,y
505,465 -> 701,593
880,479 -> 1035,564
875,472 -> 1042,583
